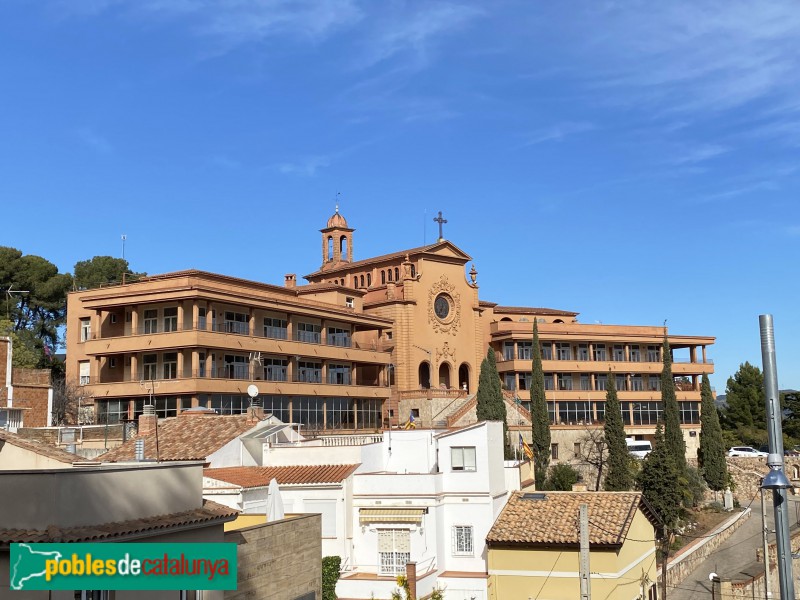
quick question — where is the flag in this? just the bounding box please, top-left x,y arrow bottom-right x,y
409,410 -> 415,424
404,410 -> 416,430
521,437 -> 534,461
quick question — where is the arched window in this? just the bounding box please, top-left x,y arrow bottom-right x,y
394,267 -> 400,281
381,271 -> 386,285
438,363 -> 451,389
327,236 -> 334,261
553,319 -> 564,324
458,363 -> 470,392
360,275 -> 365,287
387,269 -> 392,282
367,273 -> 372,287
418,362 -> 431,389
340,236 -> 348,259
410,264 -> 416,278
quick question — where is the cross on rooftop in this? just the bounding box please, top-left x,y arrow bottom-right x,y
433,211 -> 447,242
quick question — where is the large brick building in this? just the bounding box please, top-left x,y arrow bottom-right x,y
0,337 -> 53,429
65,209 -> 714,456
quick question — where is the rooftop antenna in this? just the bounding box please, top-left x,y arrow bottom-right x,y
5,286 -> 30,320
121,234 -> 127,261
335,191 -> 341,213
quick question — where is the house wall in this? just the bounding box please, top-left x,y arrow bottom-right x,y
487,508 -> 658,600
225,513 -> 321,600
10,368 -> 52,428
0,442 -> 72,470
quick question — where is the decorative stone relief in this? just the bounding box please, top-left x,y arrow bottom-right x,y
427,275 -> 461,335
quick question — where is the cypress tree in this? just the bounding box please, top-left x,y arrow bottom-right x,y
699,373 -> 728,491
637,423 -> 682,529
661,335 -> 687,476
476,347 -> 507,439
603,370 -> 633,491
530,320 -> 550,488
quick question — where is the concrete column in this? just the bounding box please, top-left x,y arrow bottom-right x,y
249,308 -> 256,336
286,314 -> 294,341
91,310 -> 101,340
192,301 -> 199,330
177,303 -> 185,331
177,351 -> 185,378
690,346 -> 697,363
321,320 -> 327,344
130,354 -> 138,381
351,364 -> 358,386
702,345 -> 707,363
207,303 -> 214,331
624,344 -> 630,361
287,357 -> 295,382
321,361 -> 328,384
131,306 -> 139,334
92,356 -> 101,382
588,342 -> 594,360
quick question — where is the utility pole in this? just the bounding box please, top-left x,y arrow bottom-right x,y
579,504 -> 591,600
759,314 -> 794,600
760,485 -> 773,599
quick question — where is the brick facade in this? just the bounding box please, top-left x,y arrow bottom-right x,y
0,337 -> 53,428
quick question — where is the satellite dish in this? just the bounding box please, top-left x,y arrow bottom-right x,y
247,384 -> 259,399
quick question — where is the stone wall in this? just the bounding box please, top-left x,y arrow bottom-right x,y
661,508 -> 752,589
225,513 -> 321,600
727,525 -> 800,599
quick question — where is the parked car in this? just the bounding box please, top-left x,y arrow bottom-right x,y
728,446 -> 768,458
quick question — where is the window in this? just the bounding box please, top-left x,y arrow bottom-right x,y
394,267 -> 400,281
574,442 -> 582,456
577,344 -> 589,361
504,374 -> 516,390
134,396 -> 179,419
142,354 -> 158,380
379,529 -> 410,576
198,307 -> 207,330
518,373 -> 532,391
629,401 -> 663,425
367,273 -> 372,287
96,400 -> 127,424
327,397 -> 354,429
596,373 -> 608,391
451,446 -> 477,471
551,443 -> 559,460
263,358 -> 287,382
163,307 -> 178,332
80,318 -> 91,342
647,345 -> 660,362
517,342 -> 532,360
327,327 -> 351,347
593,344 -> 607,361
410,264 -> 416,278
616,375 -> 627,391
613,345 -> 625,361
558,401 -> 591,424
381,271 -> 386,285
503,342 -> 515,361
544,374 -> 554,390
345,296 -> 354,308
163,352 -> 178,379
297,361 -> 322,383
110,314 -> 117,324
328,363 -> 352,385
631,375 -> 644,391
629,345 -> 641,362
296,322 -> 321,343
263,317 -> 288,340
557,373 -> 572,390
209,395 -> 248,414
452,525 -> 474,556
556,343 -> 572,360
580,374 -> 590,391
143,309 -> 158,334
648,376 -> 661,391
387,269 -> 392,282
109,358 -> 117,369
541,344 -> 553,360
224,311 -> 248,334
679,401 -> 701,424
79,361 -> 90,385
224,355 -> 249,379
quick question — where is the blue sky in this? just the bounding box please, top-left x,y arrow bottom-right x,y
1,1 -> 798,392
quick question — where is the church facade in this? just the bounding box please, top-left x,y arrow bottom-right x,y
66,210 -> 714,455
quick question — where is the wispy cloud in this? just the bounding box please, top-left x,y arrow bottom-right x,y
273,154 -> 333,177
355,3 -> 482,70
670,143 -> 729,165
522,122 -> 594,146
74,128 -> 113,154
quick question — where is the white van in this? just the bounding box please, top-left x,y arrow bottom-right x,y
626,438 -> 652,458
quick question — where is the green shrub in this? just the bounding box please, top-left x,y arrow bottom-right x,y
322,556 -> 341,600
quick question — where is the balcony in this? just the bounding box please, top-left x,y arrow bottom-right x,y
496,357 -> 713,376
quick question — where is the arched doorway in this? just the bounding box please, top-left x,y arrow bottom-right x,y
439,363 -> 451,389
458,363 -> 470,392
418,362 -> 431,389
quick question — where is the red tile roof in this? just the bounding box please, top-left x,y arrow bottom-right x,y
205,464 -> 359,487
0,500 -> 238,543
487,491 -> 658,547
0,429 -> 79,464
99,414 -> 263,462
492,306 -> 578,317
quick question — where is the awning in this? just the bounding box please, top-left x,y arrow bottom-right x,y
359,508 -> 426,525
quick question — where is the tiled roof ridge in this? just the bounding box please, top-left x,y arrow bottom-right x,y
492,306 -> 578,316
0,429 -> 78,464
0,500 -> 239,544
205,463 -> 360,487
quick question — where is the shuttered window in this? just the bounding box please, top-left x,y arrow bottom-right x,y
378,529 -> 410,575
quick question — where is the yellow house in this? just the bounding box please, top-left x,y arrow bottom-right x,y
487,491 -> 660,600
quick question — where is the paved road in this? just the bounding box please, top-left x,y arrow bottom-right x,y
669,497 -> 800,600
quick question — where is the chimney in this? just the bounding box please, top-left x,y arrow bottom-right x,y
138,403 -> 157,435
247,405 -> 265,422
284,274 -> 296,288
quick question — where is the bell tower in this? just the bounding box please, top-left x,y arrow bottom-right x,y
320,206 -> 354,266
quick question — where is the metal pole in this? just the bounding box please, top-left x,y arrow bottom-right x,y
579,504 -> 591,600
761,485 -> 773,599
759,314 -> 794,600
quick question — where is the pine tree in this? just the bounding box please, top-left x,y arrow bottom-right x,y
661,335 -> 687,477
720,362 -> 766,431
476,347 -> 507,440
603,370 -> 633,491
699,373 -> 728,491
530,320 -> 550,488
637,423 -> 682,529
